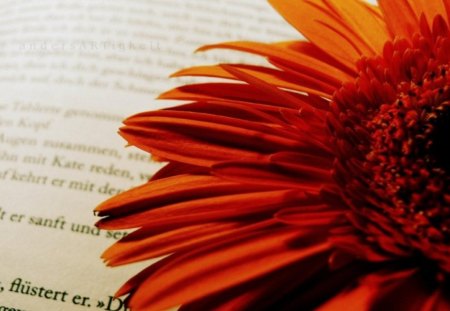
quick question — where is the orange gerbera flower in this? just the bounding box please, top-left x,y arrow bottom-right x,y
96,0 -> 450,310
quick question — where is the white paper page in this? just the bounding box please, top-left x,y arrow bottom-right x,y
0,1 -> 297,310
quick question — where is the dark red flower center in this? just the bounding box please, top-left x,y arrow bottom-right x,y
365,64 -> 450,242
330,19 -> 450,272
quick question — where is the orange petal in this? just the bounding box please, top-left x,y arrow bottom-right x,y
275,41 -> 356,76
197,41 -> 353,83
173,64 -> 337,97
159,82 -> 302,109
326,0 -> 390,54
118,111 -> 303,167
409,0 -> 448,26
268,0 -> 369,66
218,64 -> 312,109
378,0 -> 419,39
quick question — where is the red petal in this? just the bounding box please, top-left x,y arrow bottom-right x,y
150,162 -> 207,180
213,160 -> 330,191
421,290 -> 450,311
275,206 -> 344,227
102,222 -> 244,266
119,125 -> 265,167
270,151 -> 333,170
96,175 -> 261,215
180,254 -> 328,311
317,269 -> 419,310
127,109 -> 302,145
125,228 -> 330,310
98,187 -> 306,230
165,101 -> 288,126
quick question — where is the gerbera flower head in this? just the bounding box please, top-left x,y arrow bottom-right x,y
96,1 -> 450,310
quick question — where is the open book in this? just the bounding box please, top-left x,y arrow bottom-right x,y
0,1 -> 297,310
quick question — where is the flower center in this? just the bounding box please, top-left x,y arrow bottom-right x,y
365,64 -> 450,242
430,98 -> 450,173
330,28 -> 450,271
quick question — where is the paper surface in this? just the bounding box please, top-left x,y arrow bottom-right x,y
0,1 -> 296,310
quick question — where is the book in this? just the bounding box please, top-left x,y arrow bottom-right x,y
0,1 -> 297,310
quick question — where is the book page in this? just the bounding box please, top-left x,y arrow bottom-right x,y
0,1 -> 297,310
